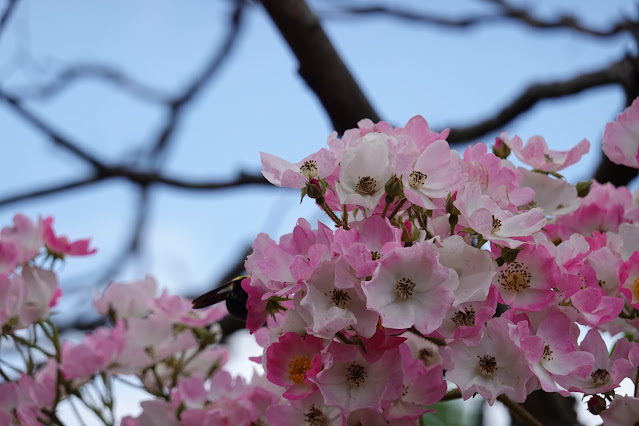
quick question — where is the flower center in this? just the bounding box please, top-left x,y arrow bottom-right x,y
346,362 -> 367,387
633,276 -> 639,301
478,354 -> 497,376
542,345 -> 553,362
497,262 -> 532,292
492,215 -> 502,232
591,368 -> 610,386
330,289 -> 351,309
409,170 -> 426,188
300,160 -> 318,178
396,277 -> 416,300
355,176 -> 377,196
371,250 -> 381,261
451,306 -> 476,327
304,405 -> 326,426
288,356 -> 313,384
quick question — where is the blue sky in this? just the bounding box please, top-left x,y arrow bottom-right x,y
0,0 -> 637,423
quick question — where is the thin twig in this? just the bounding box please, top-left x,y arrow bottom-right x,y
10,63 -> 171,103
0,0 -> 19,44
0,174 -> 105,208
322,2 -> 638,38
0,92 -> 108,170
497,394 -> 543,426
150,0 -> 246,158
485,0 -> 638,38
446,57 -> 631,143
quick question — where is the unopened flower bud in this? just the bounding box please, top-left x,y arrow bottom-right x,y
445,193 -> 461,216
306,178 -> 324,200
400,219 -> 420,244
492,137 -> 511,159
587,395 -> 606,416
385,176 -> 403,198
576,180 -> 592,198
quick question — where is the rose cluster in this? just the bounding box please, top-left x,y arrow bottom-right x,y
0,215 -> 254,425
245,103 -> 639,424
2,99 -> 639,425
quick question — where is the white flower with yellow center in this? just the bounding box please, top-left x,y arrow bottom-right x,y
335,133 -> 393,213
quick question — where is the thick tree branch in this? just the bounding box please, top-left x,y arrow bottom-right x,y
261,0 -> 380,133
446,57 -> 631,143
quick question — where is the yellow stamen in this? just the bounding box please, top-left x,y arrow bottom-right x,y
288,356 -> 312,384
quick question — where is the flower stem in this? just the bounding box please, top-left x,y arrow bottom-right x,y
11,334 -> 55,358
382,198 -> 392,217
388,198 -> 407,221
316,198 -> 345,228
412,206 -> 427,230
497,395 -> 543,426
341,204 -> 349,229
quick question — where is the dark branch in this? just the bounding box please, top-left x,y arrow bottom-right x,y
150,170 -> 270,190
0,92 -> 108,171
592,155 -> 638,187
322,1 -> 638,38
321,4 -> 498,28
261,0 -> 380,133
0,175 -> 105,208
446,57 -> 631,143
151,0 -> 246,157
10,63 -> 171,103
486,0 -> 638,38
0,170 -> 271,209
593,53 -> 639,186
0,0 -> 19,43
94,187 -> 150,287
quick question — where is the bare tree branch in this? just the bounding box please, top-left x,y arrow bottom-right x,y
446,57 -> 632,143
0,175 -> 105,208
0,0 -> 19,43
321,1 -> 638,38
150,0 -> 246,159
10,63 -> 171,103
0,171 -> 270,209
0,92 -> 108,170
92,187 -> 150,288
320,4 -> 498,28
484,0 -> 638,38
261,0 -> 380,133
